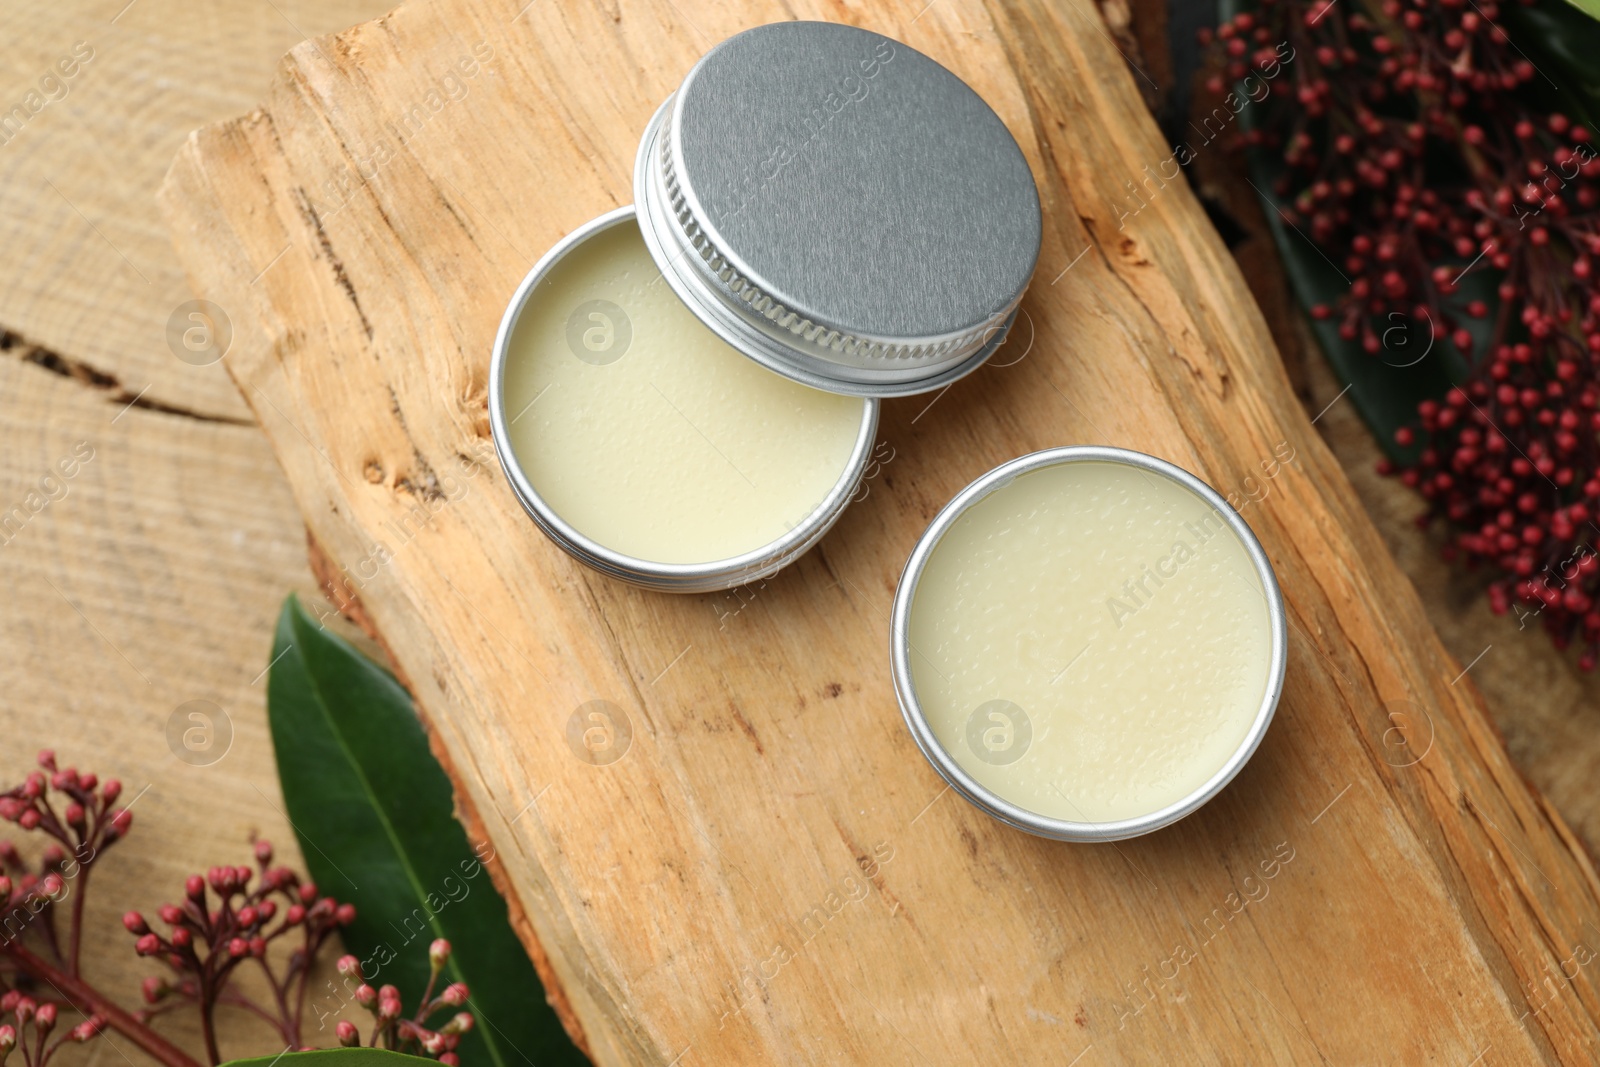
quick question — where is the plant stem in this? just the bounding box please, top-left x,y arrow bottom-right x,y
199,975 -> 222,1067
5,941 -> 203,1067
68,866 -> 88,978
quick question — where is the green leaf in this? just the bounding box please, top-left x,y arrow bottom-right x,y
267,595 -> 586,1067
1503,1 -> 1600,133
1559,0 -> 1600,25
224,1050 -> 437,1067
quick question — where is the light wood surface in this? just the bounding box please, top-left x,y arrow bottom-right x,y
0,1 -> 390,1062
156,1 -> 1600,1063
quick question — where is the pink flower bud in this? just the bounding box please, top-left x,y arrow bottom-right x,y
429,939 -> 451,970
254,841 -> 273,865
171,928 -> 192,949
22,775 -> 43,800
440,983 -> 469,1007
69,1016 -> 105,1042
0,877 -> 11,902
185,875 -> 205,901
250,936 -> 268,957
18,810 -> 39,831
237,906 -> 258,928
228,938 -> 248,957
444,1013 -> 473,1035
78,774 -> 97,791
34,1004 -> 55,1033
135,934 -> 160,956
420,1030 -> 446,1055
1,991 -> 19,1013
336,903 -> 356,925
40,845 -> 63,869
122,912 -> 148,935
159,904 -> 183,926
355,985 -> 377,1009
298,882 -> 317,904
0,1024 -> 14,1055
65,803 -> 84,828
257,900 -> 277,922
285,904 -> 306,925
102,780 -> 122,803
335,1021 -> 359,1048
40,874 -> 63,898
207,867 -> 228,893
108,810 -> 131,836
36,751 -> 55,771
439,1054 -> 459,1067
141,976 -> 169,1004
236,865 -> 252,886
377,987 -> 401,1021
337,955 -> 363,980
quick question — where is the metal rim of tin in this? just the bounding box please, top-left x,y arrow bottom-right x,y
889,446 -> 1289,842
488,205 -> 880,594
633,23 -> 1039,398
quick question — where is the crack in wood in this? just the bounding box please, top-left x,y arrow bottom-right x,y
1,327 -> 254,426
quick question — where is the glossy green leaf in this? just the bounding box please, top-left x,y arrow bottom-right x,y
1560,0 -> 1600,25
1503,1 -> 1600,133
224,1050 -> 436,1067
267,595 -> 586,1067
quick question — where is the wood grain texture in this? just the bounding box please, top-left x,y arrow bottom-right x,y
159,1 -> 1600,1063
0,1 -> 391,1062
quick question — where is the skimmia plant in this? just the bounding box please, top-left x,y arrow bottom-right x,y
0,751 -> 471,1067
1208,0 -> 1600,662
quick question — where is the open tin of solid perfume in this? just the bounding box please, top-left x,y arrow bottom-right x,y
890,447 -> 1289,842
489,20 -> 1043,591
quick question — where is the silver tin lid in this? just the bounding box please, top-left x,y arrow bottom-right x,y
634,21 -> 1042,398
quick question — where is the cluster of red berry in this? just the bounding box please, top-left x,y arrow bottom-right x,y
0,750 -> 471,1067
1210,0 -> 1600,663
123,840 -> 361,1063
331,943 -> 473,1064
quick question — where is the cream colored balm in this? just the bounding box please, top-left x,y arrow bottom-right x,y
501,219 -> 869,566
906,460 -> 1275,825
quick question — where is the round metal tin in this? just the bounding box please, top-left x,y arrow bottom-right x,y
489,206 -> 880,594
889,447 -> 1288,842
634,21 -> 1042,398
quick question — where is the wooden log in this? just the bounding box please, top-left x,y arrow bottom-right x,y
159,1 -> 1600,1062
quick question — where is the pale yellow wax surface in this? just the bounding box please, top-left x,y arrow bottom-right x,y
908,460 -> 1273,823
502,219 -> 868,565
